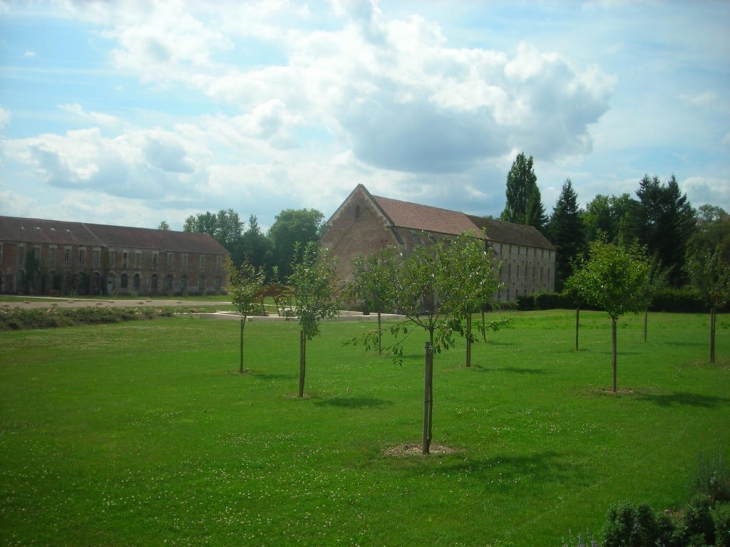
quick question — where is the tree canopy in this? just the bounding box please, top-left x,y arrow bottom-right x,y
547,179 -> 585,291
500,152 -> 547,232
268,209 -> 325,279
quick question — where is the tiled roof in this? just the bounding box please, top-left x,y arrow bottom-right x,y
372,195 -> 484,238
467,216 -> 554,250
0,216 -> 229,254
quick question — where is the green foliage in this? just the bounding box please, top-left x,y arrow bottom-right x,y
601,502 -> 675,547
566,239 -> 652,322
582,193 -> 642,247
287,242 -> 339,340
225,256 -> 266,318
0,306 -> 174,330
691,448 -> 730,503
686,249 -> 730,312
500,151 -> 547,231
183,208 -> 244,251
636,174 -> 696,287
268,208 -> 325,279
346,247 -> 397,315
548,178 -> 586,291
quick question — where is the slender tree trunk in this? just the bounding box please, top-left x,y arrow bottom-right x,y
377,311 -> 382,356
643,307 -> 648,343
710,306 -> 716,365
611,318 -> 617,393
422,341 -> 433,455
575,307 -> 580,351
481,309 -> 487,342
239,318 -> 246,374
466,314 -> 472,368
298,330 -> 306,397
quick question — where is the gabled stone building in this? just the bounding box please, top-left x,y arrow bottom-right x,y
320,184 -> 555,302
0,216 -> 229,296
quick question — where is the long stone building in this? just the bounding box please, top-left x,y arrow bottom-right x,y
0,216 -> 230,297
320,184 -> 555,302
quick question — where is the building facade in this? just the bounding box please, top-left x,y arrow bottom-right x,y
0,216 -> 230,297
320,184 -> 555,302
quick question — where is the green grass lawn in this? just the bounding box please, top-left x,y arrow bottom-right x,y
1,310 -> 728,546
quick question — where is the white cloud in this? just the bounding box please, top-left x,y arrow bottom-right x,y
681,176 -> 730,209
23,51 -> 36,58
58,103 -> 121,127
0,107 -> 9,130
679,91 -> 718,108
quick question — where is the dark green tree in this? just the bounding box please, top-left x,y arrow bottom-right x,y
500,152 -> 547,232
582,193 -> 641,246
566,239 -> 652,392
690,205 -> 730,263
157,220 -> 170,231
636,174 -> 696,287
547,179 -> 585,291
183,209 -> 244,254
287,242 -> 339,397
235,215 -> 274,272
268,208 -> 325,279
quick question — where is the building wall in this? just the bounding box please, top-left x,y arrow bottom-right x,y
0,240 -> 227,296
320,187 -> 400,284
490,241 -> 555,302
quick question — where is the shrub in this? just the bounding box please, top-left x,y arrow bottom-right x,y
692,449 -> 730,503
677,495 -> 716,546
713,503 -> 730,547
601,502 -> 674,547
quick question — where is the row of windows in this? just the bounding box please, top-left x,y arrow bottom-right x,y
6,244 -> 223,272
492,243 -> 553,259
503,264 -> 552,284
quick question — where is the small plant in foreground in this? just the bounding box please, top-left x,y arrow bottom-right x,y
691,448 -> 730,503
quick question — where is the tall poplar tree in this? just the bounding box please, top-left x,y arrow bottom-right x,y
500,152 -> 547,232
547,179 -> 585,291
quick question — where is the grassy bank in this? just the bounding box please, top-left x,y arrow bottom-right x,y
1,310 -> 728,546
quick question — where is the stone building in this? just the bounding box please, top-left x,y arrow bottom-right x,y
0,216 -> 229,296
320,184 -> 555,302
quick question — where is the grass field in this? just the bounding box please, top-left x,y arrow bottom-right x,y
1,310 -> 728,546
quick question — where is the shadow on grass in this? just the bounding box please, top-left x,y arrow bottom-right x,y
314,397 -> 395,409
664,340 -> 704,347
636,391 -> 730,408
407,450 -> 585,490
471,365 -> 546,375
249,372 -> 295,381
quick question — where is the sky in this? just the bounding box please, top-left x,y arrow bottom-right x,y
1,0 -> 728,233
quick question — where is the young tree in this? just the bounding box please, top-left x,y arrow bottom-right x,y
500,152 -> 547,232
287,242 -> 339,397
566,240 -> 652,392
346,247 -> 398,355
225,256 -> 266,374
352,233 -> 502,453
547,179 -> 585,291
686,250 -> 730,365
157,220 -> 170,231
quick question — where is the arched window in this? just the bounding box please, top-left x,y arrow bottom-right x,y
121,273 -> 128,288
133,274 -> 141,290
151,274 -> 158,290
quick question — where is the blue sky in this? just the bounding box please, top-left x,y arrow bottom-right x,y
1,0 -> 728,232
